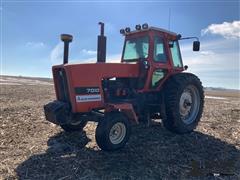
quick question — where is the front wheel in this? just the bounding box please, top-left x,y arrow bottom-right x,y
60,116 -> 87,132
162,73 -> 204,134
95,112 -> 131,151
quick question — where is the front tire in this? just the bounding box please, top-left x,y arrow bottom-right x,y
162,73 -> 204,134
60,116 -> 87,132
95,112 -> 131,151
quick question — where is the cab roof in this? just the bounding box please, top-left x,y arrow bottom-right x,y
125,26 -> 178,37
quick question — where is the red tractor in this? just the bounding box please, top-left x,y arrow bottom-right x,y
44,22 -> 204,151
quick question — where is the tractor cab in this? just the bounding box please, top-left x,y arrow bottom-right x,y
119,24 -> 199,91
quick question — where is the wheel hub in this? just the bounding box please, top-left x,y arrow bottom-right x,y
180,90 -> 192,117
109,122 -> 126,144
179,85 -> 200,124
70,119 -> 84,126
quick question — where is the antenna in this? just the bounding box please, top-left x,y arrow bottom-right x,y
168,8 -> 171,31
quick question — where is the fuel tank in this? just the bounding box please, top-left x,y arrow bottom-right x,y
52,63 -> 139,113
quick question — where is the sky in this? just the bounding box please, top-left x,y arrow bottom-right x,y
1,0 -> 239,89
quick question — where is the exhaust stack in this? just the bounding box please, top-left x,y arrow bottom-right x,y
97,22 -> 106,63
60,34 -> 73,64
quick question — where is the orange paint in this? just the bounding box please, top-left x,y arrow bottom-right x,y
53,63 -> 139,112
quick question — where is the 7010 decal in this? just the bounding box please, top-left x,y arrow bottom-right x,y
75,87 -> 100,95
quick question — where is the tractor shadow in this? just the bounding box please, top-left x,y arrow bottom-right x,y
16,123 -> 240,179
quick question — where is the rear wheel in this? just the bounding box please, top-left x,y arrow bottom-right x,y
162,73 -> 204,134
95,112 -> 131,151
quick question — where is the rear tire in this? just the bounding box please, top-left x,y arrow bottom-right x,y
162,73 -> 204,134
95,112 -> 131,151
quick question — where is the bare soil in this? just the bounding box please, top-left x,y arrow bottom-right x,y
0,76 -> 239,179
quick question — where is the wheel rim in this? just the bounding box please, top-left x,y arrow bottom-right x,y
179,85 -> 200,125
109,122 -> 126,144
70,119 -> 85,126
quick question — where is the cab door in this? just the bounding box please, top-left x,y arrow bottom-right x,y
150,36 -> 169,89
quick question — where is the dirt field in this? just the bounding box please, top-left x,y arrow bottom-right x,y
0,76 -> 240,179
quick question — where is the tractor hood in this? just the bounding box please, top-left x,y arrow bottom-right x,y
64,62 -> 139,82
52,63 -> 139,112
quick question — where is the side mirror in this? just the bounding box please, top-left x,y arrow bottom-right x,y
193,41 -> 200,51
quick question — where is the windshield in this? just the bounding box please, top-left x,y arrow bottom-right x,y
123,36 -> 149,61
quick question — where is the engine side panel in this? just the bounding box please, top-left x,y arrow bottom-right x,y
53,63 -> 139,113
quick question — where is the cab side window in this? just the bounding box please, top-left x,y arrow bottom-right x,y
169,41 -> 183,68
151,69 -> 166,88
154,37 -> 167,63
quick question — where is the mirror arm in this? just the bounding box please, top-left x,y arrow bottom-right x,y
180,37 -> 199,41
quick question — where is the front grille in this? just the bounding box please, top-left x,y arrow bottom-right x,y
54,68 -> 70,102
